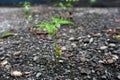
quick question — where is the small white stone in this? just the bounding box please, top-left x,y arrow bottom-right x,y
61,46 -> 67,51
13,51 -> 21,56
69,29 -> 74,33
33,56 -> 39,61
93,33 -> 102,37
11,71 -> 22,77
69,37 -> 75,41
87,35 -> 91,38
0,60 -> 8,66
100,46 -> 108,50
112,55 -> 119,60
71,43 -> 77,48
117,74 -> 120,79
62,33 -> 67,36
89,38 -> 94,43
58,60 -> 64,63
36,73 -> 42,77
98,60 -> 104,63
109,43 -> 116,47
0,41 -> 3,45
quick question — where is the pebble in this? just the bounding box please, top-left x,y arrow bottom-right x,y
106,55 -> 119,64
100,46 -> 108,50
61,46 -> 67,51
0,60 -> 8,66
117,74 -> 120,79
69,37 -> 75,41
12,41 -> 21,45
93,77 -> 97,80
69,29 -> 74,33
5,64 -> 11,70
109,43 -> 116,47
81,68 -> 91,75
89,38 -> 94,43
13,51 -> 21,56
83,38 -> 90,43
0,41 -> 3,45
58,60 -> 64,63
33,56 -> 39,61
0,56 -> 5,61
57,39 -> 62,43
112,55 -> 119,60
93,33 -> 102,37
80,57 -> 87,62
71,43 -> 77,48
63,53 -> 74,57
98,60 -> 104,63
36,72 -> 42,78
101,75 -> 107,79
11,71 -> 22,77
0,51 -> 5,57
24,72 -> 30,78
106,58 -> 114,64
62,33 -> 67,36
65,70 -> 71,73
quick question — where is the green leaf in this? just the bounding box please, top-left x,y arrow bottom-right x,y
37,22 -> 57,35
59,20 -> 74,25
55,23 -> 61,28
46,24 -> 57,35
1,33 -> 15,38
52,17 -> 74,25
37,22 -> 49,28
58,2 -> 67,9
90,0 -> 96,3
37,17 -> 73,35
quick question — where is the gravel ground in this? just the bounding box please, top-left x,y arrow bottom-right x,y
0,5 -> 120,80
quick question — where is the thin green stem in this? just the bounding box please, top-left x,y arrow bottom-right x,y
52,33 -> 57,48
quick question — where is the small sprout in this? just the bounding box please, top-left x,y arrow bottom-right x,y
37,17 -> 73,64
1,33 -> 16,38
56,46 -> 62,58
23,2 -> 31,20
37,22 -> 57,35
54,0 -> 79,8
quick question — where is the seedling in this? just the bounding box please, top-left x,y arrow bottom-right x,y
54,0 -> 79,8
23,2 -> 31,20
54,0 -> 96,8
37,17 -> 73,63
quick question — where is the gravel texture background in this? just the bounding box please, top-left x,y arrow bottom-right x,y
0,5 -> 120,80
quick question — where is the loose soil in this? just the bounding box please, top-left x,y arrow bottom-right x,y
0,5 -> 120,80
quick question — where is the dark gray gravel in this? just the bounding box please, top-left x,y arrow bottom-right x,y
0,5 -> 120,80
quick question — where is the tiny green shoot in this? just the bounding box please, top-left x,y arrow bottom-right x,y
23,2 -> 31,20
37,17 -> 73,63
54,0 -> 79,8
